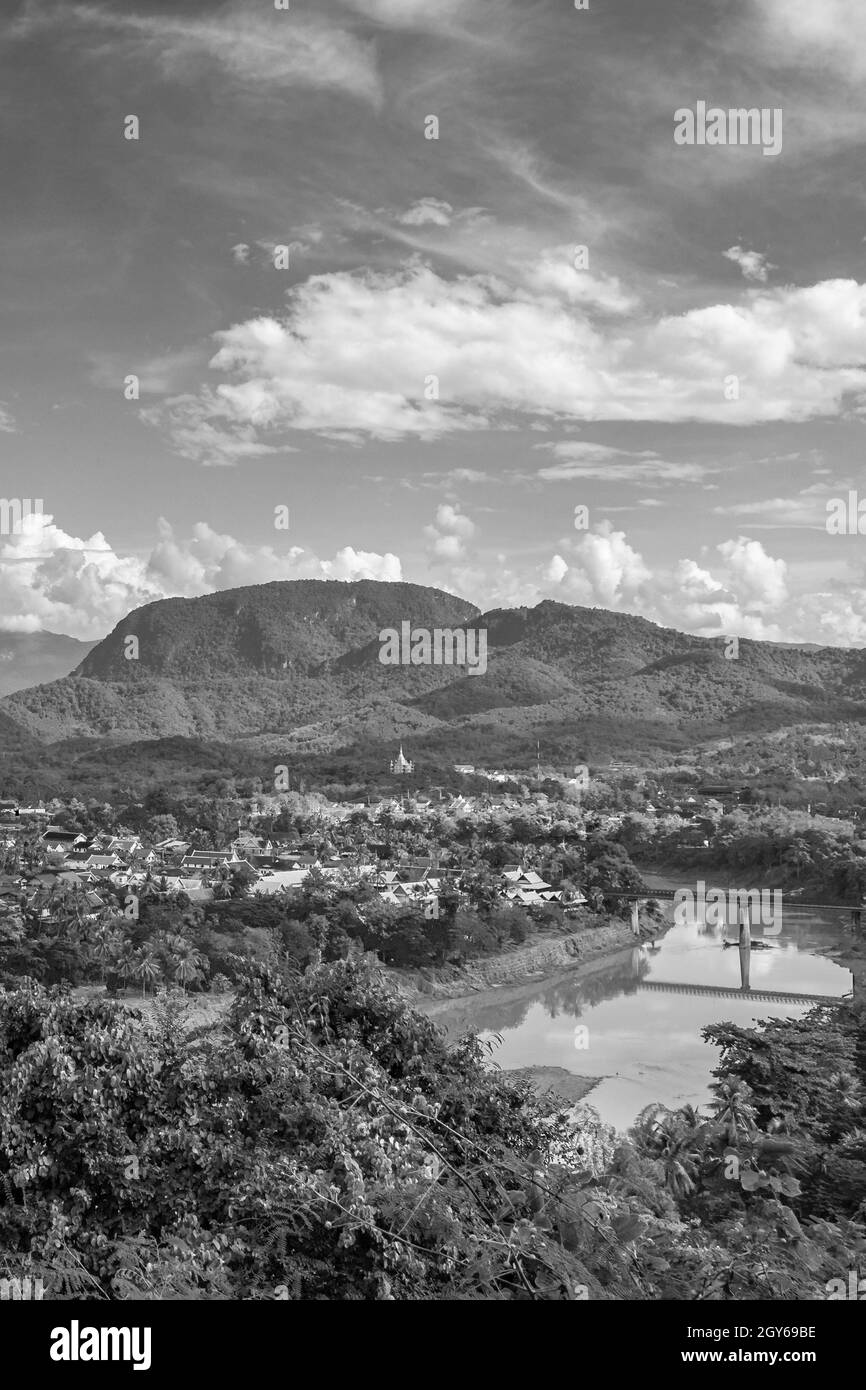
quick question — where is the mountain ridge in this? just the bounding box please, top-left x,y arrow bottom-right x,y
2,579 -> 865,757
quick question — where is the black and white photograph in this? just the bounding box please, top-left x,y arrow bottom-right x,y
0,0 -> 864,1349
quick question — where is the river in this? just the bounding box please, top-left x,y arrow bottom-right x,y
433,878 -> 855,1133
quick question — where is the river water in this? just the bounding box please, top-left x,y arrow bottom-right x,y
435,884 -> 855,1134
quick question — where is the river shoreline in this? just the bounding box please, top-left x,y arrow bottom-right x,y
391,869 -> 683,1012
396,921 -> 667,1109
393,918 -> 655,1009
396,864 -> 865,1113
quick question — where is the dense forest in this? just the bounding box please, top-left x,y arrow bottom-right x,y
0,960 -> 862,1299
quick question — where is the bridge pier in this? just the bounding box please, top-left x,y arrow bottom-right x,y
738,902 -> 751,992
631,900 -> 640,937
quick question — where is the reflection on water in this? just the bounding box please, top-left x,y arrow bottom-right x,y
435,904 -> 854,1134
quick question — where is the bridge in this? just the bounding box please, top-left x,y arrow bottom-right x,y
615,887 -> 863,914
637,980 -> 849,1006
613,888 -> 865,943
620,888 -> 855,1002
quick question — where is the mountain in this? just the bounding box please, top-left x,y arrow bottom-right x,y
2,581 -> 866,764
0,631 -> 98,697
1,581 -> 480,743
74,579 -> 479,682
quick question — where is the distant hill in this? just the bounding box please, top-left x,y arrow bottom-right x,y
73,579 -> 478,682
0,631 -> 97,697
2,582 -> 866,765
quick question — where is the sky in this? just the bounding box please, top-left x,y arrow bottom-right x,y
2,0 -> 866,644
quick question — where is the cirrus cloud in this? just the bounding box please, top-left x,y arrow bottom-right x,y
10,2 -> 384,107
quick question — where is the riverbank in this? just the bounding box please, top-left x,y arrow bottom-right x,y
390,918 -> 654,1005
818,937 -> 866,994
393,919 -> 671,1110
408,938 -> 655,1108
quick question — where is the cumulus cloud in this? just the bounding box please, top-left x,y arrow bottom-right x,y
523,249 -> 637,314
149,519 -> 402,592
542,522 -> 651,609
147,263 -> 866,456
0,404 -> 16,432
0,513 -> 166,639
396,199 -> 453,227
0,513 -> 402,639
4,509 -> 866,650
723,245 -> 776,283
527,525 -> 796,642
424,504 -> 477,562
717,536 -> 788,610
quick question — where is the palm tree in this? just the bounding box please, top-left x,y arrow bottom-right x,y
89,922 -> 121,982
213,872 -> 233,901
132,947 -> 160,999
631,1103 -> 708,1200
140,872 -> 158,903
113,942 -> 137,993
711,1076 -> 758,1147
172,943 -> 206,993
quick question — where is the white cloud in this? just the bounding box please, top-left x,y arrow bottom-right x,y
716,536 -> 788,610
711,484 -> 830,528
150,264 -> 866,454
4,511 -> 866,651
396,199 -> 453,227
536,442 -> 709,484
723,245 -> 776,283
340,0 -> 476,29
149,521 -> 402,591
231,243 -> 251,265
543,522 -> 651,609
13,3 -> 383,107
0,513 -> 165,639
523,249 -> 637,314
424,503 -> 477,562
522,526 -> 794,642
139,390 -> 289,467
0,404 -> 16,432
0,513 -> 402,639
752,0 -> 866,80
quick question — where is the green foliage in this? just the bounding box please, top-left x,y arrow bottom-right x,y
0,963 -> 863,1301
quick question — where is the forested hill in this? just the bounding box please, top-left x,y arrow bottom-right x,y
2,581 -> 866,755
73,579 -> 480,681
